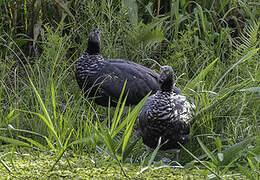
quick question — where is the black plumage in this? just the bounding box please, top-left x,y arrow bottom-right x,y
138,66 -> 194,159
76,29 -> 181,107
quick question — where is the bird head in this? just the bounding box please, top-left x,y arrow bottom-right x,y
159,66 -> 175,92
89,29 -> 101,43
87,29 -> 101,54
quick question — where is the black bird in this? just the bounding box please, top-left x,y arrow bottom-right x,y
76,29 -> 181,107
138,66 -> 195,161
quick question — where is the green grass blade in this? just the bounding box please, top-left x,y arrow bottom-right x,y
6,123 -> 46,138
122,137 -> 141,162
29,78 -> 52,125
102,129 -> 127,177
68,137 -> 94,148
122,0 -> 138,25
247,157 -> 257,175
112,93 -> 150,137
213,48 -> 259,90
147,137 -> 161,167
29,78 -> 60,146
20,110 -> 56,141
103,130 -> 117,158
195,2 -> 207,35
63,129 -> 73,148
44,136 -> 56,151
179,143 -> 224,179
251,136 -> 260,155
221,156 -> 240,174
49,147 -> 66,172
111,94 -> 128,137
18,136 -> 48,150
111,80 -> 127,134
215,137 -> 222,153
197,137 -> 218,165
4,110 -> 15,123
185,58 -> 219,92
121,93 -> 150,155
237,163 -> 254,180
221,136 -> 256,166
51,79 -> 57,121
50,129 -> 73,172
0,136 -> 31,147
121,112 -> 136,156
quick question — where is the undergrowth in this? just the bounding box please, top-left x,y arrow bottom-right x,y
0,0 -> 259,179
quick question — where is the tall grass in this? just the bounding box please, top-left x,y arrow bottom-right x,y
0,0 -> 259,178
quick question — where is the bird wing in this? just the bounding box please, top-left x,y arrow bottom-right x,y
106,59 -> 159,78
99,59 -> 160,105
107,59 -> 182,94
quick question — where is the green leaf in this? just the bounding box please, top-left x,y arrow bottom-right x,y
221,136 -> 256,166
185,58 -> 219,92
101,129 -> 127,176
215,137 -> 222,153
0,136 -> 31,147
18,136 -> 48,150
4,110 -> 15,123
54,0 -> 75,20
197,137 -> 218,165
122,138 -> 141,161
147,137 -> 161,167
237,163 -> 255,180
222,156 -> 240,174
111,80 -> 127,135
103,130 -> 117,158
68,137 -> 94,147
121,112 -> 136,155
45,136 -> 56,151
140,137 -> 162,168
213,48 -> 259,90
234,21 -> 259,55
248,160 -> 256,175
50,130 -> 73,172
51,79 -> 57,121
29,78 -> 60,146
122,0 -> 138,25
113,92 -> 150,137
50,146 -> 66,172
179,143 -> 223,179
138,25 -> 164,46
121,93 -> 150,155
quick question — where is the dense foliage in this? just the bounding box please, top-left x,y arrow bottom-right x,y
0,0 -> 259,178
